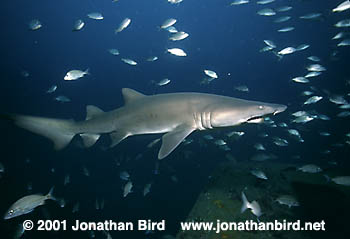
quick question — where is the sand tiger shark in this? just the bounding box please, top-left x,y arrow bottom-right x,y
2,88 -> 286,159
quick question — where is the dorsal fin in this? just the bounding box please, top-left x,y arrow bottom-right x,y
122,88 -> 146,105
86,105 -> 104,120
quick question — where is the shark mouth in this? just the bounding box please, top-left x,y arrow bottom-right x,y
247,116 -> 264,124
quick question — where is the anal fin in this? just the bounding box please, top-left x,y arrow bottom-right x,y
110,131 -> 129,147
80,133 -> 101,147
158,125 -> 194,160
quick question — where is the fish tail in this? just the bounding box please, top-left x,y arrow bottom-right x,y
47,187 -> 57,201
2,114 -> 77,150
241,191 -> 249,213
85,68 -> 90,75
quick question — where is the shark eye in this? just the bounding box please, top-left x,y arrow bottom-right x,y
258,105 -> 264,110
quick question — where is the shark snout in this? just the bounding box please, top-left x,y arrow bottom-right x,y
272,104 -> 287,115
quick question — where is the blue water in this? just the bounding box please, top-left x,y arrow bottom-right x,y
1,0 -> 350,238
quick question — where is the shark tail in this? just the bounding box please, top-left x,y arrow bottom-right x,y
2,114 -> 77,150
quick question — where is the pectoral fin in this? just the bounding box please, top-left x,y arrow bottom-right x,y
158,125 -> 194,160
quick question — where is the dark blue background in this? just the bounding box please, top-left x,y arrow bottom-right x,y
1,0 -> 350,238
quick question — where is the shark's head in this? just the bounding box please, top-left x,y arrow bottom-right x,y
210,99 -> 287,127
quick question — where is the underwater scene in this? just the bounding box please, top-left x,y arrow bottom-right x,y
1,0 -> 350,239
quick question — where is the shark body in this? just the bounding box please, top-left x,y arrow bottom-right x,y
4,88 -> 286,159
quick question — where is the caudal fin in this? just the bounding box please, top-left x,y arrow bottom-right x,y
4,114 -> 76,150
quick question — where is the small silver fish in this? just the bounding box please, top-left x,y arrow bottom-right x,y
4,188 -> 55,219
276,195 -> 299,208
55,95 -> 71,103
29,19 -> 42,30
214,139 -> 226,146
300,13 -> 322,20
108,48 -> 120,55
332,32 -> 346,40
115,18 -> 131,33
292,77 -> 309,83
335,19 -> 350,27
264,40 -> 276,48
46,85 -> 57,93
251,169 -> 268,180
161,18 -> 177,29
204,70 -> 218,79
257,0 -> 274,4
272,137 -> 288,146
257,8 -> 276,16
276,6 -> 292,12
147,56 -> 158,62
298,164 -> 322,173
87,12 -> 104,20
121,58 -> 137,65
235,85 -> 249,92
278,47 -> 297,55
203,134 -> 214,140
120,171 -> 130,181
331,176 -> 350,186
292,111 -> 307,117
230,0 -> 249,5
167,48 -> 187,56
169,31 -> 189,41
304,71 -> 321,78
254,143 -> 266,151
274,16 -> 291,23
302,91 -> 313,96
157,78 -> 171,86
123,181 -> 133,197
277,26 -> 294,32
307,56 -> 321,62
333,0 -> 350,12
338,39 -> 350,47
329,95 -> 348,105
304,96 -> 323,105
73,19 -> 85,31
64,69 -> 89,81
295,44 -> 310,51
168,0 -> 183,4
165,26 -> 178,33
306,64 -> 326,72
260,46 -> 274,52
